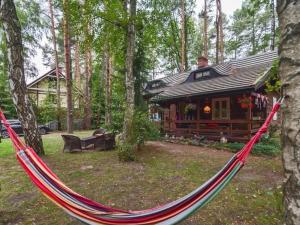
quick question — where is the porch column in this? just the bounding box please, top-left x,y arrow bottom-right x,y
248,94 -> 253,137
196,100 -> 200,131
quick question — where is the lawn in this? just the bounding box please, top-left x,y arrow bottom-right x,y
0,132 -> 283,225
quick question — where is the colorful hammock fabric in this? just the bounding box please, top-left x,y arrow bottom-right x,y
0,101 -> 282,225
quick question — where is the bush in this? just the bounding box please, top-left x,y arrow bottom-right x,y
117,143 -> 136,162
213,136 -> 281,157
117,110 -> 160,161
132,110 -> 160,147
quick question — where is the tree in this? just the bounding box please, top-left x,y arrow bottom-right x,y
270,0 -> 276,50
120,0 -> 137,161
215,0 -> 224,63
179,0 -> 187,72
48,0 -> 62,130
83,46 -> 92,129
277,1 -> 300,224
63,0 -> 73,133
74,41 -> 81,90
203,0 -> 209,58
0,0 -> 44,155
104,48 -> 112,127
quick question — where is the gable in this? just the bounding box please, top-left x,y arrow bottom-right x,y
27,68 -> 65,89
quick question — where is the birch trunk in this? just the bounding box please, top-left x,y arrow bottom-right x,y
123,0 -> 136,143
63,0 -> 73,133
277,1 -> 300,224
0,0 -> 44,155
48,0 -> 61,130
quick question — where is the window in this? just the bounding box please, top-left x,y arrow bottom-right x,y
194,70 -> 210,80
212,97 -> 230,120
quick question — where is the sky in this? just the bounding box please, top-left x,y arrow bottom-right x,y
31,0 -> 244,82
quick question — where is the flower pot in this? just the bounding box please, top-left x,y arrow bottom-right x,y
241,103 -> 248,109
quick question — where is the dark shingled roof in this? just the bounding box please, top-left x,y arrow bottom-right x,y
146,51 -> 277,101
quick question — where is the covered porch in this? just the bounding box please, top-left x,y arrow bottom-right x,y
157,92 -> 271,142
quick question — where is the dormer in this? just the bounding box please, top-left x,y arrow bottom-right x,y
184,67 -> 222,83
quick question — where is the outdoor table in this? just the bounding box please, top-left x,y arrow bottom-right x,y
81,135 -> 104,149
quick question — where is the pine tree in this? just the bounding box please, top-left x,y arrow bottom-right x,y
63,0 -> 73,133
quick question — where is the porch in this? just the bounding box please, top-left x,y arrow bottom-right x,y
156,92 -> 271,142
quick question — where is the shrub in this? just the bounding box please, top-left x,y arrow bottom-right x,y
213,136 -> 281,157
117,143 -> 136,162
268,124 -> 280,138
132,110 -> 160,147
117,110 -> 160,161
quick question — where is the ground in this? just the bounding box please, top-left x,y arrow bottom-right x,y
0,131 -> 283,225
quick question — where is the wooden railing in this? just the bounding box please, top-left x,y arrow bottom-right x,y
165,119 -> 265,138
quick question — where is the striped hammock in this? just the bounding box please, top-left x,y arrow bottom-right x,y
0,102 -> 281,225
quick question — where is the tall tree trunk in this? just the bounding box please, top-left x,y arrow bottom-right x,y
48,0 -> 62,131
63,0 -> 73,133
179,0 -> 187,72
218,0 -> 224,63
215,0 -> 224,64
104,49 -> 112,127
0,0 -> 44,155
203,0 -> 208,58
74,42 -> 81,89
123,0 -> 136,144
270,0 -> 276,51
277,1 -> 300,225
83,48 -> 92,129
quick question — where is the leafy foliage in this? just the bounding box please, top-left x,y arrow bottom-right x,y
265,59 -> 281,93
214,135 -> 281,156
132,110 -> 160,147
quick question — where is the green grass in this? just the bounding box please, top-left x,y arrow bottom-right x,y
0,132 -> 284,225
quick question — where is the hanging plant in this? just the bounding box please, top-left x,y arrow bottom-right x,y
237,96 -> 254,109
184,103 -> 197,114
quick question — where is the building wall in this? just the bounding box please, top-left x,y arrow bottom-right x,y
27,78 -> 68,108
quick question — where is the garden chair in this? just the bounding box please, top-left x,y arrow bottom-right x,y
103,133 -> 115,150
92,128 -> 107,136
61,135 -> 83,152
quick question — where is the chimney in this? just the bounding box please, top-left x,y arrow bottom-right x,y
197,56 -> 209,69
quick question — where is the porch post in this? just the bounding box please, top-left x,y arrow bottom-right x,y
170,103 -> 177,133
248,94 -> 253,137
196,99 -> 200,131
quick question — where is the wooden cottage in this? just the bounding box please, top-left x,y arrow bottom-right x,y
144,51 -> 279,142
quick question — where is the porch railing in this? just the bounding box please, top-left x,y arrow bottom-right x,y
166,119 -> 265,138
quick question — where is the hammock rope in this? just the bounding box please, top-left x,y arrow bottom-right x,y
0,101 -> 282,225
